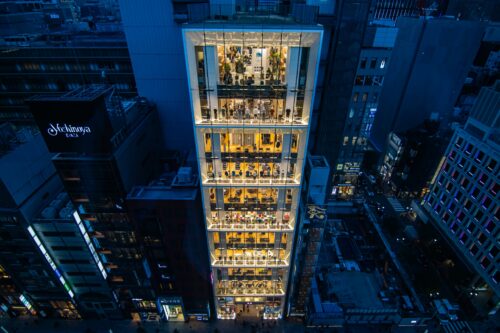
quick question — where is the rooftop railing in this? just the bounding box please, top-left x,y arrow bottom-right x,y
175,3 -> 319,25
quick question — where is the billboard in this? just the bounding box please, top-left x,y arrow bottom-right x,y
28,94 -> 114,153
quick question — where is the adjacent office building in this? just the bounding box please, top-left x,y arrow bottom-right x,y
182,15 -> 323,318
0,30 -> 136,126
0,127 -> 80,318
127,165 -> 212,321
422,82 -> 499,305
331,23 -> 397,197
370,17 -> 485,153
28,85 -> 163,319
31,192 -> 120,319
287,155 -> 329,316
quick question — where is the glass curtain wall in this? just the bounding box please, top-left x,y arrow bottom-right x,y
183,27 -> 322,319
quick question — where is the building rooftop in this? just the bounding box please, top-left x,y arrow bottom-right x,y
469,81 -> 500,129
0,29 -> 127,48
35,192 -> 74,221
309,155 -> 329,168
326,271 -> 384,309
181,3 -> 319,25
127,169 -> 199,201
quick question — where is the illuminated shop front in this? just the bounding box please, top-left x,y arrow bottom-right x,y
157,297 -> 185,322
183,27 -> 322,319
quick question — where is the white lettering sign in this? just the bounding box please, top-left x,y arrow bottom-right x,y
47,123 -> 91,138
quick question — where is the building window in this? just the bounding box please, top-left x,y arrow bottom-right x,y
352,93 -> 359,103
485,221 -> 495,233
343,136 -> 349,146
482,196 -> 492,209
449,151 -> 457,161
362,93 -> 368,102
471,187 -> 481,199
487,158 -> 496,171
478,233 -> 487,245
360,58 -> 367,69
470,244 -> 479,256
380,58 -> 386,69
373,76 -> 384,86
355,76 -> 364,86
481,256 -> 491,269
370,58 -> 377,69
489,246 -> 498,259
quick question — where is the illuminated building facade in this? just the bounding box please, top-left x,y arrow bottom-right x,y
183,26 -> 322,319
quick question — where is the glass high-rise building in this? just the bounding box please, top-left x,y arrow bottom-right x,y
183,26 -> 322,319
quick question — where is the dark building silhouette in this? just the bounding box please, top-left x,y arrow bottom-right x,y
127,164 -> 212,321
28,85 -> 163,319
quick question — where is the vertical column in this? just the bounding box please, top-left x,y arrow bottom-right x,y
302,37 -> 320,124
216,188 -> 225,210
285,47 -> 301,121
204,45 -> 219,120
280,133 -> 292,180
212,133 -> 222,178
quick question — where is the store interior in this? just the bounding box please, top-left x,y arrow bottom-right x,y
217,45 -> 288,86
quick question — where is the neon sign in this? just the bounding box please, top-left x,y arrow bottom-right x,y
47,123 -> 91,138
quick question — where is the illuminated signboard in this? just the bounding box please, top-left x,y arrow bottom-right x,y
19,294 -> 35,314
27,227 -> 74,299
28,93 -> 114,153
73,211 -> 108,280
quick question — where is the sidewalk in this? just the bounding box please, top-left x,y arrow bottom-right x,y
0,317 -> 307,333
